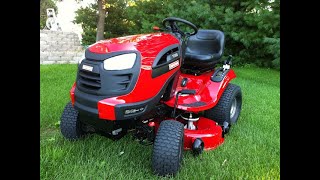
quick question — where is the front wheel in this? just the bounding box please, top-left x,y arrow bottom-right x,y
152,120 -> 184,176
204,83 -> 242,125
60,102 -> 85,140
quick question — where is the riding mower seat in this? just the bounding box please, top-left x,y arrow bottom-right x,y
183,29 -> 225,70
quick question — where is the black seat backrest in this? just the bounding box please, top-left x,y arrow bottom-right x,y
186,29 -> 225,58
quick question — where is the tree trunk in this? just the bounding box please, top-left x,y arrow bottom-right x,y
96,0 -> 106,42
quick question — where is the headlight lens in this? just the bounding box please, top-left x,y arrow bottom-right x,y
78,54 -> 85,64
103,53 -> 136,70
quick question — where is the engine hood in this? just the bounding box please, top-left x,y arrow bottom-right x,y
87,33 -> 180,66
77,33 -> 182,120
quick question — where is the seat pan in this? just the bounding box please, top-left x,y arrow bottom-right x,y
184,53 -> 221,64
183,55 -> 217,68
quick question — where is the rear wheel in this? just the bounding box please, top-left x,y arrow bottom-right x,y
204,83 -> 242,125
60,102 -> 85,140
152,120 -> 184,176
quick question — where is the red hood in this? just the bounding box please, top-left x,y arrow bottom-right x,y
88,33 -> 180,66
79,33 -> 182,120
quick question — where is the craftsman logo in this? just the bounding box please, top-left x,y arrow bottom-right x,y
124,107 -> 145,115
169,60 -> 179,70
171,52 -> 179,58
82,64 -> 93,71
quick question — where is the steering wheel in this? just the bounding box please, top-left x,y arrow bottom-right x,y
162,17 -> 198,36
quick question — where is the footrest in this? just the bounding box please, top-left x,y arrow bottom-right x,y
181,101 -> 207,107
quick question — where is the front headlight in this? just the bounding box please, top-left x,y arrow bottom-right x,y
103,53 -> 136,70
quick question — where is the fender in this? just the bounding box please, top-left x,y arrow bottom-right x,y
163,69 -> 236,112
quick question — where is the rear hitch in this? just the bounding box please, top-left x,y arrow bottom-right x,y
192,138 -> 204,156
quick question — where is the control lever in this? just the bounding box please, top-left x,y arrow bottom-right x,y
171,89 -> 196,118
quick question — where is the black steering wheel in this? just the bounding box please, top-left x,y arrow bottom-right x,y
162,17 -> 198,36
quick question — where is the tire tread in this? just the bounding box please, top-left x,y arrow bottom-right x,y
152,120 -> 184,176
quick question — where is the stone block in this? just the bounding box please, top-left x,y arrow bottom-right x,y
40,51 -> 49,56
42,61 -> 55,65
60,56 -> 72,61
50,51 -> 65,57
75,46 -> 84,51
40,44 -> 49,51
73,56 -> 82,61
77,52 -> 84,57
69,60 -> 78,64
40,33 -> 48,38
56,61 -> 68,64
48,56 -> 60,61
40,56 -> 48,61
64,51 -> 76,55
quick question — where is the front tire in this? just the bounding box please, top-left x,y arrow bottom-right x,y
152,120 -> 184,176
204,83 -> 242,125
60,102 -> 85,140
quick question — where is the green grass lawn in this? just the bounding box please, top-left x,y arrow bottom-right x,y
40,64 -> 280,180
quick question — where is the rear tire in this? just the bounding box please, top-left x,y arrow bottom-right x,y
152,120 -> 184,176
204,83 -> 242,125
60,102 -> 85,140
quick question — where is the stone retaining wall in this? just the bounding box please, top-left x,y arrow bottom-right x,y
40,30 -> 84,64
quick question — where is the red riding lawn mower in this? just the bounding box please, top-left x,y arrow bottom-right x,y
60,17 -> 242,176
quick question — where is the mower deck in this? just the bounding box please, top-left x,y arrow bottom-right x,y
151,117 -> 224,151
183,117 -> 224,150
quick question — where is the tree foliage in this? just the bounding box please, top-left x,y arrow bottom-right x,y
74,0 -> 130,45
208,0 -> 280,68
74,0 -> 280,69
40,0 -> 58,29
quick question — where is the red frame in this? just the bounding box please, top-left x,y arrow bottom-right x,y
163,69 -> 236,112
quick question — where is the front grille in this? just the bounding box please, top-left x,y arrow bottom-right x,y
76,51 -> 140,97
113,74 -> 132,91
78,70 -> 101,90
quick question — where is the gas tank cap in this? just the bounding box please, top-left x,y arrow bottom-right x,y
181,78 -> 188,87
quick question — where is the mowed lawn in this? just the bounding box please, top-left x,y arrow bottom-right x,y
40,64 -> 280,179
